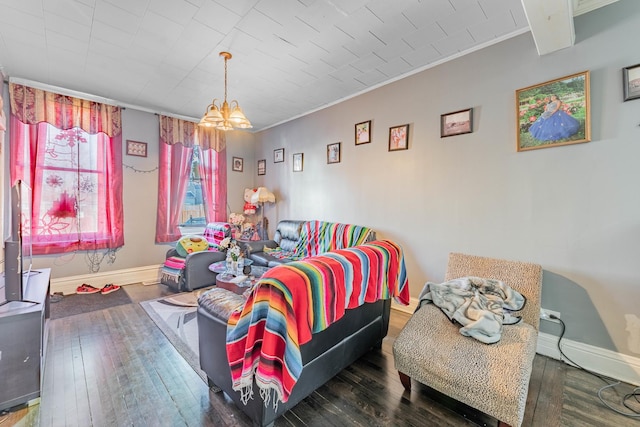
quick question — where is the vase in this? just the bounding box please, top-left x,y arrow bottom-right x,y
237,256 -> 244,275
225,253 -> 233,274
231,260 -> 238,275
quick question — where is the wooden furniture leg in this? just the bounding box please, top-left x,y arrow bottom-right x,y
398,371 -> 411,391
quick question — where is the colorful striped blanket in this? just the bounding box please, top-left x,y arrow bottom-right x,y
226,239 -> 410,407
260,221 -> 374,263
293,220 -> 374,258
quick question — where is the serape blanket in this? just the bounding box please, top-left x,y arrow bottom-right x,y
263,246 -> 304,262
226,239 -> 410,407
160,256 -> 186,288
293,220 -> 374,258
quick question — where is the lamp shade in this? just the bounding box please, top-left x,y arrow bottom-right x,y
251,187 -> 275,204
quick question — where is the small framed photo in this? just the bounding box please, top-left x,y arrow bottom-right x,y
355,120 -> 371,145
126,140 -> 147,157
623,63 -> 640,101
440,108 -> 473,138
293,153 -> 304,172
327,142 -> 341,164
232,156 -> 243,172
388,124 -> 409,151
274,148 -> 285,163
516,70 -> 590,151
257,159 -> 266,175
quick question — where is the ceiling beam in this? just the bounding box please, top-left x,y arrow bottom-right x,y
521,0 -> 575,55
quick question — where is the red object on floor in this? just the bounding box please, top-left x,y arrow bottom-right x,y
101,284 -> 120,295
76,284 -> 100,294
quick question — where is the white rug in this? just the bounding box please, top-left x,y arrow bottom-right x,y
140,287 -> 213,383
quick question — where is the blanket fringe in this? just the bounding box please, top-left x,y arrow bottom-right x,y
260,387 -> 279,412
160,270 -> 180,284
240,385 -> 254,405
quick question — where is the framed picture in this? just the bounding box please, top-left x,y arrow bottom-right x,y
623,63 -> 640,101
516,70 -> 590,152
355,120 -> 371,145
440,108 -> 473,138
388,124 -> 409,151
232,156 -> 243,172
126,140 -> 147,157
274,148 -> 285,163
293,153 -> 304,172
327,142 -> 341,164
257,159 -> 266,175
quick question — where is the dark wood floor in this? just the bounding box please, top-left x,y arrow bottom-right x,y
3,284 -> 639,426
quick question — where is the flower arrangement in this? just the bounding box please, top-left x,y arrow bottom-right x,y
219,237 -> 242,261
229,213 -> 245,226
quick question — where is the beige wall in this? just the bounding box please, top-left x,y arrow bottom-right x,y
253,1 -> 640,358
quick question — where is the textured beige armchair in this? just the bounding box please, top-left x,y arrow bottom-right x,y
393,253 -> 543,427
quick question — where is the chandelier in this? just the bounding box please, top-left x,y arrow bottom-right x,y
199,52 -> 252,131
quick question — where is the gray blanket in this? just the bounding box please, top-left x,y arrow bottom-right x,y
418,276 -> 526,344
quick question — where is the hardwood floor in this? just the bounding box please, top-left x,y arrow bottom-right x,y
2,284 -> 639,426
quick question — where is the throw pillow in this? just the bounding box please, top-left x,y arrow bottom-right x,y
176,235 -> 209,257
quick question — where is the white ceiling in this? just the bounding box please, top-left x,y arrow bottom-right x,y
0,0 -> 618,131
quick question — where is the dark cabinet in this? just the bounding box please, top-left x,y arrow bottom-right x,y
0,268 -> 50,411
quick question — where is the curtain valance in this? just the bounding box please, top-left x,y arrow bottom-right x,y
9,83 -> 121,136
159,114 -> 225,152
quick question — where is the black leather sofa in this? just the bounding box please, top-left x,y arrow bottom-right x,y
243,219 -> 376,267
241,219 -> 306,267
197,289 -> 391,427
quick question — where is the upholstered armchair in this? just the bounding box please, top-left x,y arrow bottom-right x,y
393,253 -> 543,427
160,222 -> 231,292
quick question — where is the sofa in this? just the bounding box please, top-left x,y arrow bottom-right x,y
197,232 -> 410,427
159,222 -> 230,292
242,219 -> 376,267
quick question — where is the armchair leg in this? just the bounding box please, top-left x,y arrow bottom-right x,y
398,371 -> 411,391
497,422 -> 512,427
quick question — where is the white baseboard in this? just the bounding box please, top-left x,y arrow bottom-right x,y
391,297 -> 640,386
51,264 -> 162,295
537,331 -> 640,386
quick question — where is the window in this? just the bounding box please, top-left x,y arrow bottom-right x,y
179,145 -> 206,234
35,125 -> 108,246
9,83 -> 124,256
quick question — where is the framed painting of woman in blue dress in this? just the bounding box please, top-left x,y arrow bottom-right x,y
516,71 -> 590,152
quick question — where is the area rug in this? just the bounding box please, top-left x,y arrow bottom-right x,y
49,288 -> 132,320
140,287 -> 213,383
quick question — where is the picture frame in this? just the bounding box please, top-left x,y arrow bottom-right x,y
232,156 -> 243,172
440,108 -> 473,138
623,63 -> 640,101
257,159 -> 266,175
126,140 -> 147,157
516,70 -> 590,152
355,120 -> 371,145
293,153 -> 303,172
327,142 -> 341,164
274,148 -> 285,163
388,124 -> 409,151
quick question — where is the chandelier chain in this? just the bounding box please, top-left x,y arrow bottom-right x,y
224,55 -> 228,102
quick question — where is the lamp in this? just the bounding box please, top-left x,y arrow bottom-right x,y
251,187 -> 275,240
199,52 -> 252,131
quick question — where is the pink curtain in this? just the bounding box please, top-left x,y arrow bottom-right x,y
198,126 -> 227,223
155,116 -> 227,242
8,83 -> 123,255
155,116 -> 196,243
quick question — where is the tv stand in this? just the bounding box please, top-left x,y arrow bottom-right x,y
0,268 -> 50,411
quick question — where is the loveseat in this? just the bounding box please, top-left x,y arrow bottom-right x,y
242,219 -> 376,267
197,231 -> 410,427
